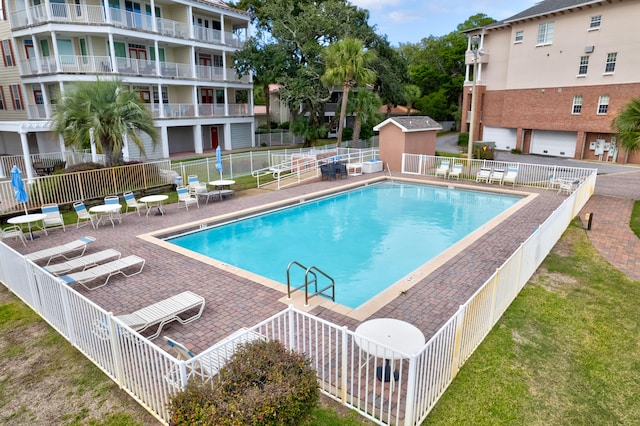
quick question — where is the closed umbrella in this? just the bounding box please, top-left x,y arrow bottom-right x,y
215,145 -> 223,180
11,165 -> 28,214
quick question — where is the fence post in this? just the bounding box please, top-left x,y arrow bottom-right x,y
450,304 -> 466,380
287,305 -> 295,351
60,285 -> 78,347
404,355 -> 419,426
107,312 -> 126,387
341,326 -> 348,404
489,270 -> 500,325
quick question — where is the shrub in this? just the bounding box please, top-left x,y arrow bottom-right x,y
279,122 -> 290,130
457,132 -> 469,147
342,127 -> 353,141
511,148 -> 523,154
168,340 -> 319,426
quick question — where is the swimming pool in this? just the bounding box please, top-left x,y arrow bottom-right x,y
166,182 -> 522,309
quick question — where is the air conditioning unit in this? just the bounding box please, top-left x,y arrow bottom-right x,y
584,45 -> 595,53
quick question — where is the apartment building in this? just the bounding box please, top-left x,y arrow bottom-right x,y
0,0 -> 253,167
462,0 -> 640,164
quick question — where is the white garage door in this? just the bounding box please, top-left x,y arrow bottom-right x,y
531,130 -> 577,157
482,127 -> 517,151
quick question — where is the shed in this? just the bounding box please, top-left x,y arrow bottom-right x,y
373,116 -> 442,172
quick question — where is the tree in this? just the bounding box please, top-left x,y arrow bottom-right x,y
347,88 -> 382,144
403,84 -> 421,113
612,98 -> 640,162
234,38 -> 288,127
52,80 -> 156,166
321,38 -> 376,146
369,35 -> 408,118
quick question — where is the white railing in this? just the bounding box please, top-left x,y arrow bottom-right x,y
26,104 -> 49,119
197,103 -> 225,117
0,155 -> 596,425
196,65 -> 224,80
255,132 -> 305,147
157,17 -> 190,38
224,31 -> 245,47
158,61 -> 191,79
193,25 -> 222,44
115,57 -> 157,76
402,154 -> 596,190
228,103 -> 250,116
226,68 -> 251,83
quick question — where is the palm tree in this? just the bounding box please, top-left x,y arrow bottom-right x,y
322,38 -> 376,147
613,98 -> 640,163
52,80 -> 157,166
347,89 -> 382,144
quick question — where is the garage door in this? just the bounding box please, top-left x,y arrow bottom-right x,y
530,130 -> 577,157
230,123 -> 253,149
482,127 -> 517,151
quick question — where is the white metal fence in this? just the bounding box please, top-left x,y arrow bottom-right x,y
0,155 -> 596,425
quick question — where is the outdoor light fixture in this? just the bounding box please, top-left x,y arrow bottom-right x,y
467,35 -> 484,161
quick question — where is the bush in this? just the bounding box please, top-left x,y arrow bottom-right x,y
168,340 -> 319,426
457,132 -> 469,147
342,127 -> 353,141
511,148 -> 523,154
279,122 -> 290,130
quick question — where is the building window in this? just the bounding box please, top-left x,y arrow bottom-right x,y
536,22 -> 554,45
604,52 -> 617,73
578,56 -> 589,76
589,15 -> 601,29
9,84 -> 23,110
0,86 -> 5,109
572,96 -> 583,114
514,30 -> 523,43
597,95 -> 609,115
1,39 -> 14,66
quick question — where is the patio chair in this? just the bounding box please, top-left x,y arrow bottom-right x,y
25,236 -> 96,265
73,201 -> 96,229
1,225 -> 26,247
123,191 -> 146,216
163,327 -> 264,385
59,255 -> 145,291
503,167 -> 519,186
435,160 -> 450,178
476,167 -> 491,183
44,248 -> 121,276
488,168 -> 505,185
177,185 -> 199,210
335,163 -> 348,179
41,203 -> 66,233
320,164 -> 336,181
112,291 -> 205,340
104,195 -> 123,223
187,175 -> 208,194
448,163 -> 463,180
558,178 -> 581,195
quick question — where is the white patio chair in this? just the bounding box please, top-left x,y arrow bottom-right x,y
177,185 -> 199,210
476,167 -> 491,183
489,168 -> 505,185
448,163 -> 463,180
503,167 -> 519,186
187,175 -> 208,194
434,160 -> 450,178
73,201 -> 96,229
103,195 -> 123,224
1,225 -> 26,247
41,203 -> 66,232
123,191 -> 146,216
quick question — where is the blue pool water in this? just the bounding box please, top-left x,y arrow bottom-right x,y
167,182 -> 521,308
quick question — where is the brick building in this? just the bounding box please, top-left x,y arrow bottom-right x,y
462,0 -> 640,164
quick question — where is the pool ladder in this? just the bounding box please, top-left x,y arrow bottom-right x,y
286,261 -> 335,306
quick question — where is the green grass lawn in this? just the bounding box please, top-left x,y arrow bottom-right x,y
426,221 -> 640,425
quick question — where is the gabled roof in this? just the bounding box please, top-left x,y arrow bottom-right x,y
504,0 -> 604,23
373,116 -> 442,133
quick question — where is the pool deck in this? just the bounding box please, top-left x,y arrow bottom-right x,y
7,172 -> 587,352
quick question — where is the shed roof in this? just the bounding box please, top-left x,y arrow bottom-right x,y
373,116 -> 442,133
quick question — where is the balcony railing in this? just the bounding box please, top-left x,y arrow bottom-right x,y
19,56 -> 228,82
143,103 -> 249,119
226,68 -> 251,83
9,5 -> 246,47
26,104 -> 50,120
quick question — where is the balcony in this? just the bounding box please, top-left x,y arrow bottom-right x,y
19,56 -> 231,82
9,5 -> 246,47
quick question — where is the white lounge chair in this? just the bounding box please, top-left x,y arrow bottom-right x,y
448,163 -> 463,180
41,203 -> 65,233
187,175 -> 208,194
177,185 -> 199,210
476,167 -> 491,183
489,168 -> 505,185
163,327 -> 264,385
59,255 -> 145,290
503,167 -> 519,186
1,225 -> 26,247
25,236 -> 96,265
44,249 -> 121,275
434,160 -> 450,178
114,291 -> 205,340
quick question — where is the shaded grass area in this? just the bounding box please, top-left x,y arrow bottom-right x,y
0,287 -> 158,425
426,222 -> 640,425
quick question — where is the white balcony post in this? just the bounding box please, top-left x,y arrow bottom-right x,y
220,15 -> 225,44
32,35 -> 43,74
160,125 -> 169,158
108,34 -> 117,72
222,53 -> 227,80
187,6 -> 194,39
40,82 -> 51,118
194,124 -> 203,154
190,46 -> 196,78
102,0 -> 111,24
25,3 -> 33,25
153,40 -> 161,75
157,83 -> 164,118
43,0 -> 52,20
150,0 -> 157,32
50,31 -> 60,71
19,129 -> 35,182
192,86 -> 198,117
223,88 -> 229,116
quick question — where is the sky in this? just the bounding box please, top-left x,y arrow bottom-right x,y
350,0 -> 540,45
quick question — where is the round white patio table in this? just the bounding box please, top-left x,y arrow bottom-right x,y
354,318 -> 425,382
139,194 -> 169,217
209,179 -> 235,189
8,213 -> 47,240
89,204 -> 122,228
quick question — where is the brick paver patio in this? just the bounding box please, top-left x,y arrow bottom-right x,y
7,173 -> 593,353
